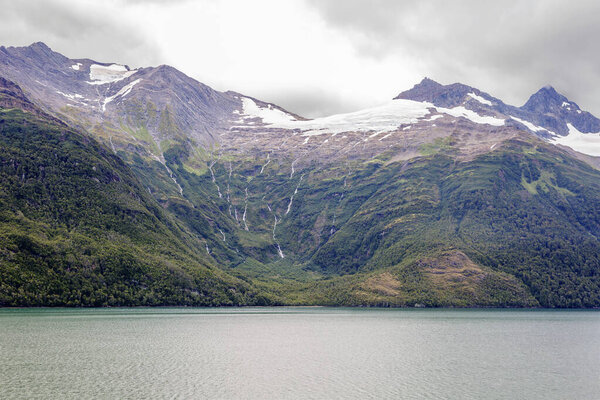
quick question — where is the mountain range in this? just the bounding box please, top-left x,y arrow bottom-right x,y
1,42 -> 600,307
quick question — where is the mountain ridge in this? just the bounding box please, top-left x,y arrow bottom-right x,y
1,42 -> 600,308
3,42 -> 600,158
396,77 -> 600,139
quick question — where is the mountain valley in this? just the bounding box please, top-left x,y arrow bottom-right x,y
1,42 -> 600,307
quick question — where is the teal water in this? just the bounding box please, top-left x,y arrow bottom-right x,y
0,308 -> 598,399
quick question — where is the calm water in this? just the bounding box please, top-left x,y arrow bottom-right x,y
0,308 -> 599,399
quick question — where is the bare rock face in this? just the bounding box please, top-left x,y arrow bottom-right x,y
394,77 -> 478,108
521,86 -> 600,134
0,76 -> 38,113
397,77 -> 600,138
0,76 -> 65,125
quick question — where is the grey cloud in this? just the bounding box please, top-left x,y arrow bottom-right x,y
1,0 -> 598,119
121,0 -> 192,4
261,88 -> 354,119
307,0 -> 600,114
0,0 -> 163,68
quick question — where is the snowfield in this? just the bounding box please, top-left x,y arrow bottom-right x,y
239,97 -> 296,124
436,106 -> 505,126
551,123 -> 600,156
88,64 -> 137,85
292,100 -> 436,136
510,116 -> 550,133
467,92 -> 493,106
102,79 -> 141,111
234,97 -> 508,135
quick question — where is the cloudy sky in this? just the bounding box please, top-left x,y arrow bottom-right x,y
0,0 -> 598,118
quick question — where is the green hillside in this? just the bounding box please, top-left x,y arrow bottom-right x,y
0,104 -> 273,307
160,137 -> 600,308
2,75 -> 600,308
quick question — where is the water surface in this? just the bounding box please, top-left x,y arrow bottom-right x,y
1,308 -> 598,399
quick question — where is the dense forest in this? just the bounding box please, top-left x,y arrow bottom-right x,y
0,105 -> 274,306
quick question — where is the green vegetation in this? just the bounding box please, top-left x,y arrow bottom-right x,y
521,169 -> 575,196
154,133 -> 600,308
0,107 -> 275,306
3,83 -> 600,308
419,136 -> 454,156
305,139 -> 600,307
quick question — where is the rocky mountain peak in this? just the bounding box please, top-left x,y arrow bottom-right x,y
28,41 -> 52,51
394,78 -> 494,108
394,77 -> 442,101
25,41 -> 64,61
522,85 -> 570,113
518,85 -> 600,134
413,77 -> 443,91
0,41 -> 69,73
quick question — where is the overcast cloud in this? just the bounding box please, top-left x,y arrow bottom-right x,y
0,0 -> 598,118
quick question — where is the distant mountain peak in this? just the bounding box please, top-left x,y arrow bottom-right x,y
24,41 -> 57,58
417,77 -> 443,88
522,86 -> 571,113
28,41 -> 52,50
394,78 -> 489,108
394,77 -> 442,100
532,85 -> 567,100
517,85 -> 600,135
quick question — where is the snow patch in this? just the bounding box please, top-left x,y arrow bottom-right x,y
102,79 -> 141,112
467,92 -> 493,106
56,91 -> 84,101
424,114 -> 443,122
301,100 -> 435,136
88,64 -> 137,85
437,106 -> 505,126
551,123 -> 600,156
239,97 -> 297,124
510,116 -> 546,132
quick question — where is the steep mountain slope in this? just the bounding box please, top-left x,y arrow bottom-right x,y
396,78 -> 600,144
0,78 -> 272,306
521,86 -> 600,134
2,42 -> 600,307
161,102 -> 600,306
303,138 -> 600,307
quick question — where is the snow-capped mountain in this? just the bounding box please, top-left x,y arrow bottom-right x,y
0,43 -> 239,145
2,42 -> 600,161
394,77 -> 600,155
4,43 -> 600,309
521,86 -> 600,134
0,42 -> 298,158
